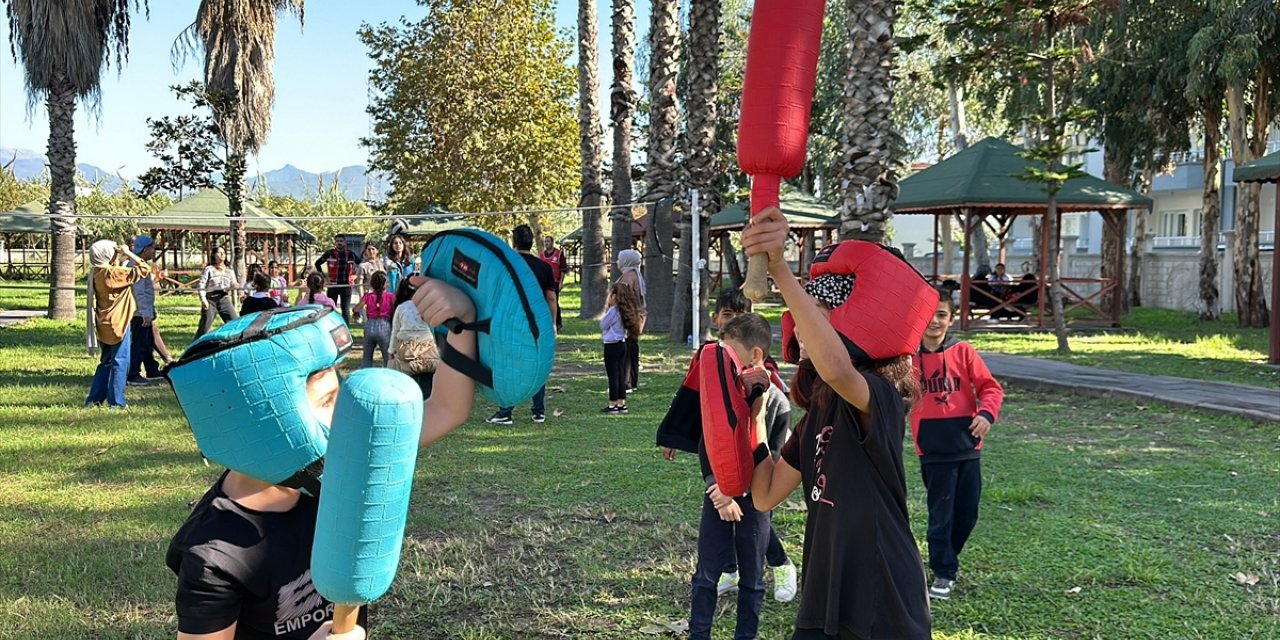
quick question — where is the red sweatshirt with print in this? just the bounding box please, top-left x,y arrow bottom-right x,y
910,337 -> 1004,463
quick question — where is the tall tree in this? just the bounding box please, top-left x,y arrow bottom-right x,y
136,82 -> 224,199
361,0 -> 579,230
671,0 -> 721,343
184,0 -> 303,283
578,0 -> 608,316
641,0 -> 680,333
609,0 -> 636,279
5,0 -> 148,320
1191,0 -> 1279,328
838,0 -> 900,243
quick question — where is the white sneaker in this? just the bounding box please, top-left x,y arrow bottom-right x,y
773,562 -> 798,602
928,577 -> 956,600
716,571 -> 739,596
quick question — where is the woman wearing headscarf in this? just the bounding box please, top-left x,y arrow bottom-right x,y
614,248 -> 646,391
85,239 -> 151,409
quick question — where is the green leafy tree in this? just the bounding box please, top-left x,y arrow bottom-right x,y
5,0 -> 149,319
360,0 -> 580,237
135,82 -> 225,199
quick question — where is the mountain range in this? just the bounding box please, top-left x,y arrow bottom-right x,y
0,146 -> 388,202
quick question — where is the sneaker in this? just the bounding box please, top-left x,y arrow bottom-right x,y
126,377 -> 150,387
532,413 -> 546,423
773,562 -> 798,602
615,405 -> 628,414
716,571 -> 739,597
928,577 -> 956,600
601,406 -> 618,414
485,412 -> 513,425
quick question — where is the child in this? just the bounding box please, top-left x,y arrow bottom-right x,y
910,291 -> 1004,600
686,312 -> 790,640
660,289 -> 798,602
742,207 -> 931,640
168,275 -> 483,639
267,260 -> 290,307
600,282 -> 643,414
296,272 -> 338,311
353,271 -> 395,367
239,272 -> 280,316
389,278 -> 439,399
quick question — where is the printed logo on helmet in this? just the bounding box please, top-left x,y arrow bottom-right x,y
330,326 -> 353,355
451,248 -> 481,288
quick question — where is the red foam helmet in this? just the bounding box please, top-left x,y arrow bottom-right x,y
783,241 -> 938,364
698,342 -> 761,496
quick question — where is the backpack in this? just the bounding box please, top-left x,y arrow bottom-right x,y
419,229 -> 555,407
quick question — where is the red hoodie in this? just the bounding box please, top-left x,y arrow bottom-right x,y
910,337 -> 1004,463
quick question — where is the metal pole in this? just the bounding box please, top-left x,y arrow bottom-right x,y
691,189 -> 701,350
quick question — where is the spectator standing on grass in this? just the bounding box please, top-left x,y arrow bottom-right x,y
598,282 -> 643,415
297,272 -> 338,311
614,248 -> 646,392
384,234 -> 417,295
195,247 -> 240,340
540,234 -> 567,331
314,235 -> 360,324
486,224 -> 558,425
353,271 -> 395,368
355,244 -> 386,317
266,260 -> 289,306
86,239 -> 151,409
126,236 -> 163,386
910,292 -> 1004,600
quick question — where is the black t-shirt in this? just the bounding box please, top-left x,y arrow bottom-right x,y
240,295 -> 279,317
166,473 -> 366,639
521,252 -> 557,297
779,373 -> 931,639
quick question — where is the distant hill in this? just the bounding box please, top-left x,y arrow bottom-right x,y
0,146 -> 386,202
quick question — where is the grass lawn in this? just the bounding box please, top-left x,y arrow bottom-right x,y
956,307 -> 1278,389
1,283 -> 1277,638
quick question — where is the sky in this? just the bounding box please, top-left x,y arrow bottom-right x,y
0,1 -> 647,179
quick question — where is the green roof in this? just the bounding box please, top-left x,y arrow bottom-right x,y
0,200 -> 87,235
892,137 -> 1153,214
402,212 -> 474,238
1234,150 -> 1280,183
710,192 -> 839,231
139,188 -> 316,242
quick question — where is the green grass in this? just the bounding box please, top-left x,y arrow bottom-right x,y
1,283 -> 1278,638
960,307 -> 1277,388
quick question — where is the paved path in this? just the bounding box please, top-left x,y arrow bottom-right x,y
982,353 -> 1280,423
0,310 -> 45,328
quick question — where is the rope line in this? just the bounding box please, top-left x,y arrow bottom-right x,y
33,201 -> 658,223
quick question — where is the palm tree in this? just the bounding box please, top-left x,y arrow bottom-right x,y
5,0 -> 147,320
184,0 -> 303,283
578,0 -> 608,317
837,0 -> 899,243
609,0 -> 636,280
641,0 -> 680,333
671,0 -> 721,343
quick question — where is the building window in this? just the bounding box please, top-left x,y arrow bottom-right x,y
1160,210 -> 1189,237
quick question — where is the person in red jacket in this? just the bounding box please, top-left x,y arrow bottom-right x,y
910,291 -> 1004,601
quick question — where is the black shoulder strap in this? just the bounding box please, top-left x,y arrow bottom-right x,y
439,339 -> 494,389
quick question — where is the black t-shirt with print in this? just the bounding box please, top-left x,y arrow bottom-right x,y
166,473 -> 367,639
779,372 -> 931,639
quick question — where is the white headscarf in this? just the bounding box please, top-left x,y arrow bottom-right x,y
616,248 -> 645,300
85,240 -> 117,354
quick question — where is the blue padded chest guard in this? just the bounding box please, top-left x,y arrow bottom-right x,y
166,306 -> 352,494
419,229 -> 555,408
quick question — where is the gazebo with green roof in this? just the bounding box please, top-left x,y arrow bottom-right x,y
892,137 -> 1154,329
0,200 -> 88,280
139,187 -> 316,278
710,191 -> 841,288
1232,149 -> 1280,364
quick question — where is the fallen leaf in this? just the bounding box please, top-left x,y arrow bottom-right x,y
1066,586 -> 1082,594
1136,405 -> 1147,411
93,446 -> 113,456
638,620 -> 687,635
1232,572 -> 1260,586
550,386 -> 567,393
553,409 -> 565,417
1229,471 -> 1238,477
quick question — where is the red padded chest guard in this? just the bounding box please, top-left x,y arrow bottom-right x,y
782,240 -> 938,365
698,342 -> 764,496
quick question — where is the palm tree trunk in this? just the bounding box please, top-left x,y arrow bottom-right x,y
1198,107 -> 1222,321
838,0 -> 898,243
672,0 -> 721,343
609,0 -> 636,278
578,0 -> 608,317
1225,83 -> 1267,328
642,0 -> 679,333
46,74 -> 79,321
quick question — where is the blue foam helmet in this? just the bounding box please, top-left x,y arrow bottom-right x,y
167,306 -> 352,492
419,229 -> 555,407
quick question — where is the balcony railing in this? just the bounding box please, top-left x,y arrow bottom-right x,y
1152,231 -> 1275,249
